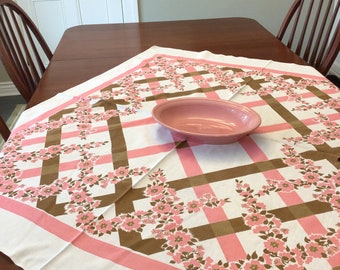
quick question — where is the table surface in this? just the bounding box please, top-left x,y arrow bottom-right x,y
2,18 -> 339,270
28,17 -> 306,108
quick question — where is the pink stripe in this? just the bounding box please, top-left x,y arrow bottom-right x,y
205,91 -> 220,99
176,147 -> 247,260
298,216 -> 327,235
255,122 -> 292,134
20,167 -> 42,179
239,136 -> 268,162
328,252 -> 340,268
141,64 -> 164,103
156,53 -> 325,80
0,195 -> 177,270
256,168 -> 328,240
177,147 -> 203,177
241,99 -> 266,108
255,112 -> 340,134
239,137 -> 329,242
185,65 -> 221,99
278,190 -> 304,205
263,67 -> 324,80
21,144 -> 174,179
217,235 -> 248,261
127,143 -> 175,159
265,170 -> 305,206
122,117 -> 155,128
263,170 -> 327,239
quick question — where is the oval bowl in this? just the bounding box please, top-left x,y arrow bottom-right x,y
152,98 -> 261,144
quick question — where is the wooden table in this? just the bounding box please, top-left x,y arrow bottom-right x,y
2,18 -> 339,270
28,18 -> 306,108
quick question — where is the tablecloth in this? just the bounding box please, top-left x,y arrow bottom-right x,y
0,46 -> 339,269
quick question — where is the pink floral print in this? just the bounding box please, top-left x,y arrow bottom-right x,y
0,55 -> 339,269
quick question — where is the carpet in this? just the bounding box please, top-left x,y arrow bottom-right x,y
0,104 -> 26,148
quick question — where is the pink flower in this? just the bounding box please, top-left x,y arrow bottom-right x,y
0,167 -> 16,176
2,145 -> 17,154
253,225 -> 270,233
164,216 -> 183,231
40,185 -> 59,196
278,180 -> 295,192
307,136 -> 324,145
183,258 -> 201,268
323,120 -> 337,127
105,109 -> 118,117
14,152 -> 30,162
186,200 -> 203,213
114,167 -> 129,178
0,182 -> 18,193
153,202 -> 171,214
121,217 -> 141,232
170,251 -> 183,264
284,157 -> 301,166
303,172 -> 320,184
245,213 -> 266,226
76,211 -> 95,224
71,191 -> 87,203
96,219 -> 112,234
167,231 -> 192,247
47,145 -> 62,154
77,123 -> 91,130
331,171 -> 340,185
205,262 -> 226,270
264,238 -> 285,253
83,175 -> 99,185
243,260 -> 266,270
305,242 -> 325,258
329,195 -> 340,209
48,120 -> 63,129
78,160 -> 94,170
145,185 -> 164,197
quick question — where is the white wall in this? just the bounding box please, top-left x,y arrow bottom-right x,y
138,0 -> 294,35
138,0 -> 339,76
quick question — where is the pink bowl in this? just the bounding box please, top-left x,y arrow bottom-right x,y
152,98 -> 261,144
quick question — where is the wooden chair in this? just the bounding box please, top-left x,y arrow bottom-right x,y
0,114 -> 10,141
0,0 -> 53,102
277,0 -> 340,75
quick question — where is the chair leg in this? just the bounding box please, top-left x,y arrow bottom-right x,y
0,116 -> 10,141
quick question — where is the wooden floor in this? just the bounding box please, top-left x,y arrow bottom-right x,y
0,95 -> 26,121
326,75 -> 340,88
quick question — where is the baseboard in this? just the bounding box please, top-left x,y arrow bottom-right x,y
0,81 -> 20,96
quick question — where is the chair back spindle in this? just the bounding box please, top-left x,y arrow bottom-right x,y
0,115 -> 10,141
277,0 -> 340,75
0,0 -> 52,102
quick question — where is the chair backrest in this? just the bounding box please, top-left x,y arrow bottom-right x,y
0,114 -> 10,141
277,0 -> 340,75
0,0 -> 52,102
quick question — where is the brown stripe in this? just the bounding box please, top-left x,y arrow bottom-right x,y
262,93 -> 339,167
190,200 -> 332,241
37,111 -> 64,214
272,200 -> 332,221
168,158 -> 287,190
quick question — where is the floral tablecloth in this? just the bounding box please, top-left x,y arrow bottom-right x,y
0,47 -> 339,270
